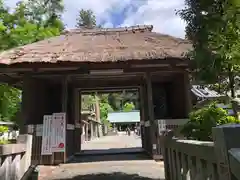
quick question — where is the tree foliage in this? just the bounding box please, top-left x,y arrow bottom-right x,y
178,0 -> 240,97
97,94 -> 113,125
0,0 -> 64,122
25,0 -> 64,29
76,9 -> 96,28
123,102 -> 135,112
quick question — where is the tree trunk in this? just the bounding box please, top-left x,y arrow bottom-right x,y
228,66 -> 235,98
228,66 -> 237,117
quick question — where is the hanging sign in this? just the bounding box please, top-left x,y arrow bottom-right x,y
41,115 -> 53,155
51,112 -> 66,152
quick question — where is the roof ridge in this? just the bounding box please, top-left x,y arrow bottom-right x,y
62,25 -> 153,36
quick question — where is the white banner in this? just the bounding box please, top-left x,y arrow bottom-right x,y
41,115 -> 52,155
51,112 -> 66,152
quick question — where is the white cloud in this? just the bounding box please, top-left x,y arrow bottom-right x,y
120,0 -> 186,38
4,0 -> 186,37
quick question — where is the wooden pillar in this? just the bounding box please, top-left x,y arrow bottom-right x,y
145,72 -> 157,157
90,121 -> 94,140
53,77 -> 68,164
62,77 -> 68,112
86,124 -> 89,141
170,72 -> 191,118
95,124 -> 98,137
20,76 -> 47,133
183,72 -> 192,116
142,83 -> 151,153
20,76 -> 34,133
139,86 -> 146,149
21,76 -> 49,165
74,89 -> 81,152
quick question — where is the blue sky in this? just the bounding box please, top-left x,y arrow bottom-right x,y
5,0 -> 186,38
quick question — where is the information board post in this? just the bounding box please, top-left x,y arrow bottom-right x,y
41,115 -> 54,165
51,112 -> 66,164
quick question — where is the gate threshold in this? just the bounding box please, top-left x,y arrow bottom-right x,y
75,147 -> 145,156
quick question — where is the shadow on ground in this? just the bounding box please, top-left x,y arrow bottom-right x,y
71,152 -> 151,163
79,147 -> 144,155
53,172 -> 164,180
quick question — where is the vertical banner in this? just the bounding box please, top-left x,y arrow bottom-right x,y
41,115 -> 52,155
51,112 -> 66,152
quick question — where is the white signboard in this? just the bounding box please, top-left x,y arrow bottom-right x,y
51,113 -> 66,152
36,124 -> 43,136
41,115 -> 52,155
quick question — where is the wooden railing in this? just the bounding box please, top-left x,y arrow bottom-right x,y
155,119 -> 189,158
160,124 -> 240,180
229,148 -> 240,179
0,134 -> 33,180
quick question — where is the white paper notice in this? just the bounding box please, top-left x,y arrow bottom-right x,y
51,112 -> 66,153
41,115 -> 53,155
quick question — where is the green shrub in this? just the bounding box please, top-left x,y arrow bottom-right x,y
0,126 -> 9,145
180,103 -> 240,141
0,126 -> 8,133
0,139 -> 9,145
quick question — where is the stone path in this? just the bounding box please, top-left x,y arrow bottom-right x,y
39,134 -> 165,180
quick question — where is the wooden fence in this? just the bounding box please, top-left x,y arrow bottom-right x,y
26,124 -> 78,165
160,124 -> 240,180
0,134 -> 32,180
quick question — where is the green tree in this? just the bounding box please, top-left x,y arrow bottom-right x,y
76,9 -> 96,28
0,0 -> 64,123
178,0 -> 240,98
0,84 -> 21,121
123,102 -> 135,112
25,0 -> 64,30
181,103 -> 240,141
97,94 -> 113,125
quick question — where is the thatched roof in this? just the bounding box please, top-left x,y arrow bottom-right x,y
0,25 -> 191,65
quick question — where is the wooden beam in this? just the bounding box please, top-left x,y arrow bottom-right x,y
72,78 -> 143,89
80,87 -> 138,93
0,57 -> 189,69
6,67 -> 181,78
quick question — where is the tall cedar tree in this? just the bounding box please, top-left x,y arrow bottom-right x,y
178,0 -> 240,98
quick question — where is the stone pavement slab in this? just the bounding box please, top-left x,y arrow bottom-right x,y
46,158 -> 165,180
81,134 -> 142,151
39,134 -> 165,180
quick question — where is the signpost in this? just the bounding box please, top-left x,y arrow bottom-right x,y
41,115 -> 52,155
51,113 -> 66,153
